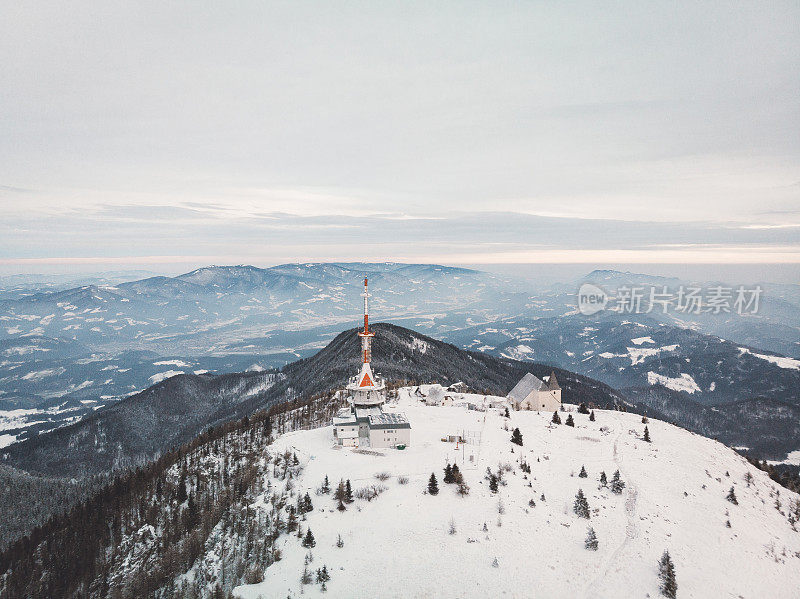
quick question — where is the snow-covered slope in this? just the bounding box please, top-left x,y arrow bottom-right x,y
235,391 -> 800,599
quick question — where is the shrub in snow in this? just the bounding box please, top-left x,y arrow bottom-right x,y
658,550 -> 677,598
337,498 -> 346,511
589,410 -> 596,422
397,475 -> 409,485
585,526 -> 598,550
552,411 -> 561,425
611,470 -> 626,495
492,557 -> 499,568
565,414 -> 575,427
428,473 -> 439,495
336,534 -> 344,548
511,427 -> 523,446
579,465 -> 588,478
457,479 -> 470,497
528,498 -> 536,508
449,518 -> 457,535
354,484 -> 387,501
578,403 -> 589,415
642,414 -> 649,424
574,489 -> 590,518
301,562 -> 313,585
726,487 -> 738,505
375,471 -> 391,481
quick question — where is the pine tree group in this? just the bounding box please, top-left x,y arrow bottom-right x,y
658,550 -> 677,598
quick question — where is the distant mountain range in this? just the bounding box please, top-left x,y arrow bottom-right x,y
1,262 -> 798,462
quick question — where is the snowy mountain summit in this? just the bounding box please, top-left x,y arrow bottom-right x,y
234,390 -> 800,599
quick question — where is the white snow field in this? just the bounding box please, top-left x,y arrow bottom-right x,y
235,390 -> 800,599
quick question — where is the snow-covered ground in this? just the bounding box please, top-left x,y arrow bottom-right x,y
234,390 -> 800,599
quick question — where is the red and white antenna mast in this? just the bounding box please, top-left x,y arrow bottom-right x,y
358,277 -> 375,364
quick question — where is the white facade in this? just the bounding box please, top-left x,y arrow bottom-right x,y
368,426 -> 411,449
508,372 -> 562,412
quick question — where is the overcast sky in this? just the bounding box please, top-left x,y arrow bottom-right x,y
1,1 -> 798,272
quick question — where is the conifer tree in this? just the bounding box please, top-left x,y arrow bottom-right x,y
552,411 -> 561,425
589,410 -> 596,422
585,526 -> 598,550
726,486 -> 738,505
334,480 -> 346,503
345,479 -> 353,503
301,492 -> 314,514
574,488 -> 590,518
511,427 -> 523,446
451,464 -> 460,482
177,473 -> 188,504
658,551 -> 677,598
321,475 -> 330,494
599,471 -> 608,487
444,463 -> 453,484
337,498 -> 346,512
428,473 -> 439,495
287,508 -> 298,532
578,403 -> 589,414
504,407 -> 511,418
579,465 -> 588,478
303,528 -> 316,548
489,474 -> 499,493
644,426 -> 651,442
565,414 -> 575,427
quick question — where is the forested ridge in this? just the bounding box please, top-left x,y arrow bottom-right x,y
0,390 -> 345,599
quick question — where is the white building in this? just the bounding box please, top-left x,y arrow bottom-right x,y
332,278 -> 411,449
507,371 -> 562,412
